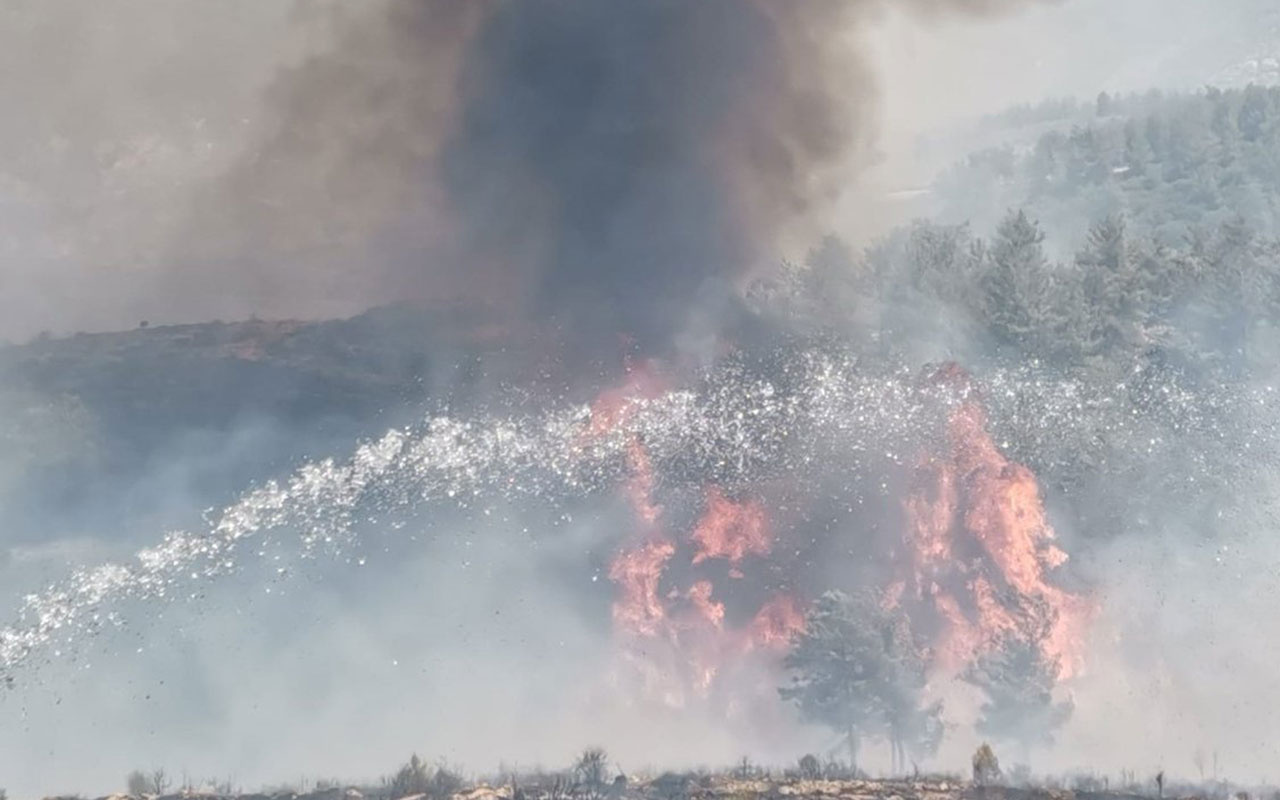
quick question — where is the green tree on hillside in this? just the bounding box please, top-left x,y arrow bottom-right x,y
980,210 -> 1063,356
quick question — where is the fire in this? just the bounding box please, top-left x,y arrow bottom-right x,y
608,474 -> 801,704
587,356 -> 666,435
901,368 -> 1090,679
598,363 -> 802,704
624,439 -> 663,527
597,359 -> 1088,717
747,593 -> 806,651
589,357 -> 665,525
691,487 -> 770,574
607,537 -> 675,638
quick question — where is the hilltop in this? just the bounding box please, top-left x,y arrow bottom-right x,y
0,303 -> 562,550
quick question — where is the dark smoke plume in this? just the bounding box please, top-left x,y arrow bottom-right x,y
435,1 -> 860,349
185,0 -> 1049,352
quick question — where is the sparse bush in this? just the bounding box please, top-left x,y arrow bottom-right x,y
798,755 -> 821,780
574,748 -> 610,793
386,754 -> 463,800
127,768 -> 171,796
389,754 -> 432,798
546,773 -> 574,800
431,765 -> 464,798
733,757 -> 761,780
1119,768 -> 1138,791
972,743 -> 1002,787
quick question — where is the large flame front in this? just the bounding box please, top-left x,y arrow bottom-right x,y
608,470 -> 804,704
596,360 -> 1088,717
596,361 -> 803,707
898,369 -> 1089,681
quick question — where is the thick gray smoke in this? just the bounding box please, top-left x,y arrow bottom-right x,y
435,1 -> 855,349
186,0 -> 1054,354
2,0 -> 1253,344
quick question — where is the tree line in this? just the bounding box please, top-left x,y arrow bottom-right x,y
939,86 -> 1280,247
753,209 -> 1280,382
779,591 -> 1069,775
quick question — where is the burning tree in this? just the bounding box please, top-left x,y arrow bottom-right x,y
779,590 -> 942,774
594,358 -> 1086,756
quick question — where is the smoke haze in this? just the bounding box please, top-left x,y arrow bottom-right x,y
182,0 -> 872,353
4,0 -> 1241,343
8,2 -> 1280,799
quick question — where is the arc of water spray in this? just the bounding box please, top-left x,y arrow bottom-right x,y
1,355 -> 1270,685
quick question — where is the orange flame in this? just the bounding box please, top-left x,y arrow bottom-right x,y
599,359 -> 1088,718
608,478 -> 802,696
608,537 -> 676,638
604,401 -> 803,705
623,438 -> 663,527
901,369 -> 1090,679
691,487 -> 770,574
588,357 -> 666,434
747,593 -> 807,651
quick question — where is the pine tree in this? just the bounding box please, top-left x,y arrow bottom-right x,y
780,591 -> 884,773
389,754 -> 432,798
964,635 -> 1072,766
1123,119 -> 1153,178
1182,218 -> 1280,373
1096,91 -> 1113,118
780,591 -> 941,775
1075,215 -> 1151,357
1238,85 -> 1271,142
980,210 -> 1061,357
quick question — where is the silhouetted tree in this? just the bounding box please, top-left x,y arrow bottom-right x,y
780,591 -> 941,775
389,754 -> 432,798
1096,91 -> 1113,118
798,754 -> 822,780
573,747 -> 610,794
972,743 -> 1002,786
964,634 -> 1072,765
